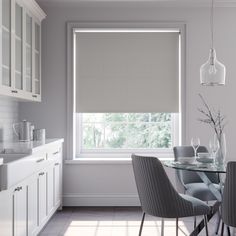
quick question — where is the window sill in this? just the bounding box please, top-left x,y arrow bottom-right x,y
65,153 -> 174,165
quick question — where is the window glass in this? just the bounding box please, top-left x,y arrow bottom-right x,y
77,113 -> 176,153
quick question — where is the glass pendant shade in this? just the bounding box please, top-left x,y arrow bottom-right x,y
200,48 -> 226,86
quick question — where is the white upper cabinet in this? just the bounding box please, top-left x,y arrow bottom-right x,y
0,0 -> 46,101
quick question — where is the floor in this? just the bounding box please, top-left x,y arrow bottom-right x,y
38,207 -> 228,236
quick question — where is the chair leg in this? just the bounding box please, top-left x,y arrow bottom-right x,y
138,212 -> 145,236
176,218 -> 178,236
227,226 -> 231,236
194,216 -> 196,229
161,218 -> 164,236
215,210 -> 221,234
221,222 -> 225,236
204,215 -> 209,236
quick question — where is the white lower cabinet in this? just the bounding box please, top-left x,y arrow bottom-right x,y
0,142 -> 63,236
13,184 -> 27,236
0,190 -> 12,236
27,176 -> 38,236
38,171 -> 47,226
54,162 -> 61,207
47,165 -> 55,216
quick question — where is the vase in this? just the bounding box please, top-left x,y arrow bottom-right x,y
215,133 -> 226,166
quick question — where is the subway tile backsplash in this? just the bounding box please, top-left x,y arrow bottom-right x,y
0,98 -> 18,142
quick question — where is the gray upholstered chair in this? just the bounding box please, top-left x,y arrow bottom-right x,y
173,146 -> 220,201
173,146 -> 221,232
221,161 -> 236,235
131,154 -> 210,236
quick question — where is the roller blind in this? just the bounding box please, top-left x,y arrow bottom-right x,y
75,31 -> 179,113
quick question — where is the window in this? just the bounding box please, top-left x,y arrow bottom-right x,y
76,113 -> 179,155
69,25 -> 185,159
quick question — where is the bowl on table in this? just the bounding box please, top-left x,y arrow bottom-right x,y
178,156 -> 195,164
196,152 -> 214,163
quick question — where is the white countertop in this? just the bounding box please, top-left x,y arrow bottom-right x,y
0,138 -> 64,154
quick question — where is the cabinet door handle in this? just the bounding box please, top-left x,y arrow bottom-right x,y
53,151 -> 59,155
11,90 -> 18,94
14,186 -> 22,192
55,163 -> 60,166
39,172 -> 45,176
36,158 -> 45,163
32,94 -> 37,98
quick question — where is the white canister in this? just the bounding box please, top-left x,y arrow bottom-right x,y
33,129 -> 46,142
30,125 -> 35,141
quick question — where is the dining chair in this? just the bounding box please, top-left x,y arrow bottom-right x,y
131,154 -> 210,236
221,161 -> 236,235
173,146 -> 221,232
173,146 -> 220,200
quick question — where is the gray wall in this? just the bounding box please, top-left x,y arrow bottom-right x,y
20,2 -> 236,206
0,98 -> 18,142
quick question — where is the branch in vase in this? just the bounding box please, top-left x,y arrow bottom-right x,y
198,94 -> 227,140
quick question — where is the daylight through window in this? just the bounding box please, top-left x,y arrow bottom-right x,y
76,113 -> 178,154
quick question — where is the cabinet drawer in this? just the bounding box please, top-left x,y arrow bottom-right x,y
47,146 -> 62,162
34,154 -> 47,171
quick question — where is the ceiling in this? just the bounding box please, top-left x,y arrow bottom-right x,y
36,0 -> 236,7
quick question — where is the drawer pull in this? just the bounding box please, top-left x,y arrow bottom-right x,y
36,158 -> 45,163
11,90 -> 18,93
55,163 -> 60,166
53,151 -> 59,155
39,172 -> 45,176
32,94 -> 37,98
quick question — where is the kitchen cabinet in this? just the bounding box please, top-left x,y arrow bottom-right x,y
49,150 -> 62,208
0,140 -> 63,236
1,0 -> 12,92
38,170 -> 47,226
0,189 -> 12,236
13,184 -> 27,236
47,164 -> 55,216
54,161 -> 62,207
0,0 -> 46,101
27,175 -> 38,236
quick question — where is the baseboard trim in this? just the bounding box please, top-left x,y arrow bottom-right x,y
63,194 -> 140,206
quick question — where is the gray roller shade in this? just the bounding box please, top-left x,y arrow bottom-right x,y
75,30 -> 179,113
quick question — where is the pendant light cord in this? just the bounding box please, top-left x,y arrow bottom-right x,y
211,0 -> 214,49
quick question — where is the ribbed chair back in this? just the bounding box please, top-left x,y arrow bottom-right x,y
173,146 -> 218,184
131,154 -> 193,218
222,162 -> 236,227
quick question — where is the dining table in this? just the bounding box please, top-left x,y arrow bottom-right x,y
162,160 -> 228,236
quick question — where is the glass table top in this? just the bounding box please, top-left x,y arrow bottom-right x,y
162,160 -> 226,173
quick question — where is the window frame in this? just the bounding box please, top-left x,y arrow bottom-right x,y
66,22 -> 186,161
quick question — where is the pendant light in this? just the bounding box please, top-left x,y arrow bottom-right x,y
200,0 -> 226,86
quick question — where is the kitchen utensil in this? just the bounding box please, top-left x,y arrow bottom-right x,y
33,129 -> 46,142
13,120 -> 31,142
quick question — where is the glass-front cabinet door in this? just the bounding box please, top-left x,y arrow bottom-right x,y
34,22 -> 41,98
0,0 -> 45,101
15,2 -> 23,91
1,0 -> 12,89
25,13 -> 33,93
